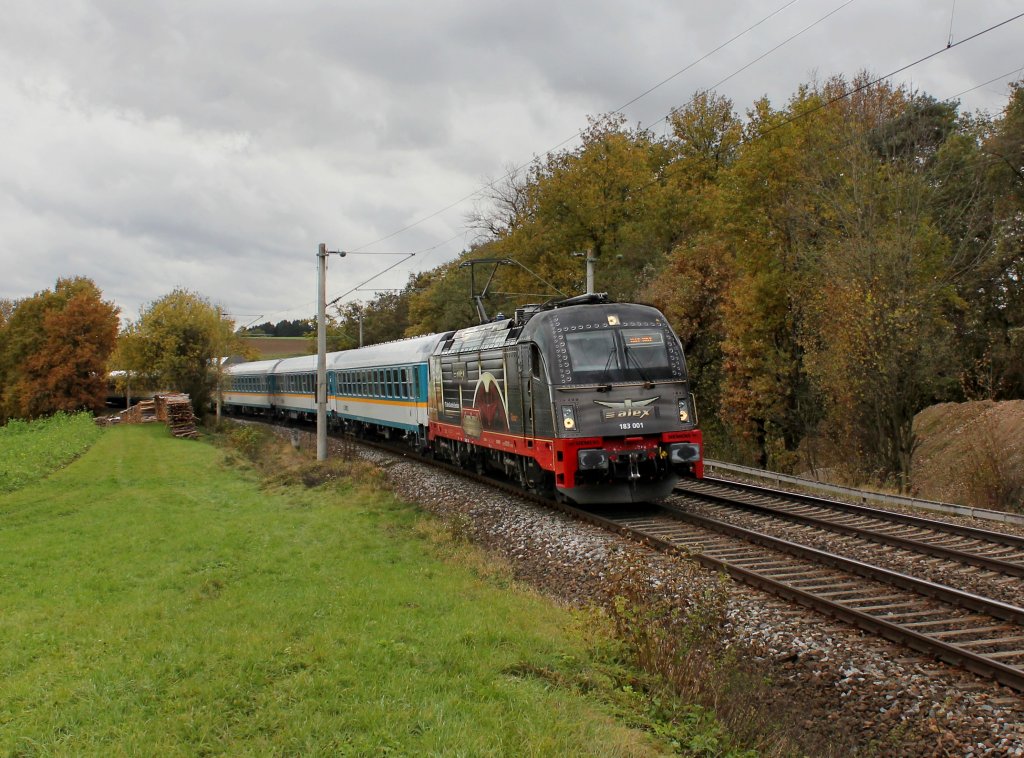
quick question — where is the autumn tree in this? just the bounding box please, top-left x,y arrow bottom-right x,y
643,92 -> 743,450
710,88 -> 842,468
0,278 -> 119,421
949,82 -> 1024,398
404,261 -> 482,335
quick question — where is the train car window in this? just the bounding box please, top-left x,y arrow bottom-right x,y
400,368 -> 408,399
385,369 -> 392,398
531,345 -> 542,379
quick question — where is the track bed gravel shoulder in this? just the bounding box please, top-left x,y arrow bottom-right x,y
313,431 -> 1024,755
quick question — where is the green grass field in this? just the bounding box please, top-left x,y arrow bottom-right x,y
0,424 -> 708,756
0,412 -> 103,494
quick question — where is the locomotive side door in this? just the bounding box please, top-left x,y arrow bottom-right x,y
503,346 -> 524,435
517,343 -> 534,437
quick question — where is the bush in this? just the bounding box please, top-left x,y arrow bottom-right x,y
227,424 -> 270,461
602,549 -> 849,756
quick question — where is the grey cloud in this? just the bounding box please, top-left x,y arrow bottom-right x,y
1,0 -> 1021,323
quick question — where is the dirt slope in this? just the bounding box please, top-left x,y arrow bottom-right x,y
912,400 -> 1024,512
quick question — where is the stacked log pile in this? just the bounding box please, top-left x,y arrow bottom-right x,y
154,393 -> 198,438
121,399 -> 157,424
98,393 -> 196,438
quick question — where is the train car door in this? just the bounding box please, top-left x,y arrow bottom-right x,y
503,346 -> 524,435
517,343 -> 534,437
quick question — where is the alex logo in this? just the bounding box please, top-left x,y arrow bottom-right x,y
594,397 -> 659,420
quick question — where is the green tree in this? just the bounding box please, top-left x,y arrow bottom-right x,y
404,262 -> 480,335
125,289 -> 240,415
952,81 -> 1024,398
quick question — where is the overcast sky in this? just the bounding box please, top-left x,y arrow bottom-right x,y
2,0 -> 1022,327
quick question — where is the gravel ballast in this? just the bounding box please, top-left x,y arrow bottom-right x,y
302,429 -> 1024,755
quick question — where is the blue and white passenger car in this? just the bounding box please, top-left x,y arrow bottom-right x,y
222,358 -> 282,410
223,334 -> 448,446
326,334 -> 446,441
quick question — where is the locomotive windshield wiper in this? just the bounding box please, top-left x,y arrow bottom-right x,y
596,347 -> 618,391
624,347 -> 655,389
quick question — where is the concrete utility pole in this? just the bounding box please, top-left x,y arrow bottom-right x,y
317,243 -> 346,461
573,248 -> 597,294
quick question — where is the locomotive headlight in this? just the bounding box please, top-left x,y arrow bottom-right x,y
561,405 -> 577,430
678,397 -> 691,423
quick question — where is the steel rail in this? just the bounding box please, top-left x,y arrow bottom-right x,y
702,474 -> 1024,545
659,505 -> 1024,625
608,506 -> 1024,692
704,459 -> 1024,526
672,482 -> 1024,578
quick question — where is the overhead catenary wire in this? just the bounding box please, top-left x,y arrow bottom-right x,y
273,7 -> 1024,323
313,0 -> 854,317
626,10 -> 1024,199
270,1 -> 847,320
346,0 -> 812,254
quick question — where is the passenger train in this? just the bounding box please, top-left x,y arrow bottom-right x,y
222,294 -> 703,504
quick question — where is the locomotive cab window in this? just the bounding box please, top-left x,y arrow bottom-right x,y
621,329 -> 669,373
564,327 -> 678,384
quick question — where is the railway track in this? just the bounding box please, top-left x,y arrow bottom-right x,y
593,502 -> 1024,692
666,480 -> 1024,614
681,477 -> 1024,577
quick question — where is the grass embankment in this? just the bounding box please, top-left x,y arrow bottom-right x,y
0,424 -> 740,755
0,412 -> 103,493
